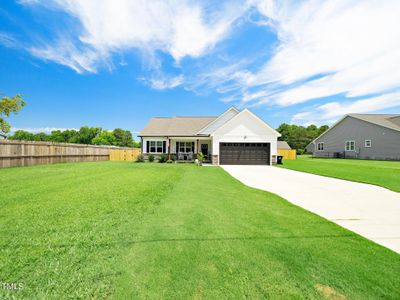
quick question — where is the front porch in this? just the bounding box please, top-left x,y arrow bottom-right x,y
143,137 -> 212,162
168,138 -> 212,162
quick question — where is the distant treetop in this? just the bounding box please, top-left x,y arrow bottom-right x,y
8,126 -> 140,148
276,123 -> 329,154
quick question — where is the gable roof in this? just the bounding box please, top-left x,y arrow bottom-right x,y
211,108 -> 281,137
138,116 -> 216,136
348,114 -> 400,132
139,106 -> 280,137
310,113 -> 400,145
197,106 -> 239,135
277,141 -> 291,150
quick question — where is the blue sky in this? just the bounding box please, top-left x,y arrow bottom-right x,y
1,0 -> 400,137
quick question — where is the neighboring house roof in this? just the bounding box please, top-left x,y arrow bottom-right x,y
277,141 -> 291,150
348,114 -> 400,132
309,113 -> 400,145
138,116 -> 216,136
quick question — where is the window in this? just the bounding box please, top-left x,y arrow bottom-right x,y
317,142 -> 324,151
149,141 -> 163,153
365,140 -> 371,147
345,140 -> 355,151
177,142 -> 193,153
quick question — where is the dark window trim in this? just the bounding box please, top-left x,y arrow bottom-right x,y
148,140 -> 164,153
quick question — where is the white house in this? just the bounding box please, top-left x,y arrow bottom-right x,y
138,107 -> 281,165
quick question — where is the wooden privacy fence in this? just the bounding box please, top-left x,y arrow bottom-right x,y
278,149 -> 297,160
109,149 -> 141,161
0,140 -> 140,168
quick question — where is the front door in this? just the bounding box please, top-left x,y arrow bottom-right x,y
201,144 -> 209,157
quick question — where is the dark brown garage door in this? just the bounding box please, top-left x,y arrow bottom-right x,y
219,143 -> 270,165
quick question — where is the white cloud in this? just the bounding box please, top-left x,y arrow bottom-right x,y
29,39 -> 104,73
23,0 -> 249,73
13,0 -> 400,119
241,0 -> 400,107
0,32 -> 18,48
144,74 -> 184,90
292,92 -> 400,124
11,127 -> 78,133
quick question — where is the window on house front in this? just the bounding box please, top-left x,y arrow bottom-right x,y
149,141 -> 163,153
317,142 -> 324,151
177,142 -> 193,153
345,140 -> 355,151
365,140 -> 371,147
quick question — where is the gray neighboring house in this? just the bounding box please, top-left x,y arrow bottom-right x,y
307,114 -> 400,160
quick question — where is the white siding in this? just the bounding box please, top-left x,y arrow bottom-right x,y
211,110 -> 279,163
198,107 -> 239,135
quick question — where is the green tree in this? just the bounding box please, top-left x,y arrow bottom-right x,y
0,94 -> 26,138
276,123 -> 329,153
69,126 -> 101,144
133,140 -> 141,148
34,132 -> 48,141
47,130 -> 67,143
318,125 -> 329,135
8,130 -> 35,141
63,129 -> 79,143
92,130 -> 116,145
112,128 -> 134,147
8,126 -> 140,147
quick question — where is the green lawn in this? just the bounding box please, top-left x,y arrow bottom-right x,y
0,162 -> 399,299
279,155 -> 400,192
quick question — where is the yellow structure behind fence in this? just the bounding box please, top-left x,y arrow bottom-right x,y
109,149 -> 141,161
278,149 -> 297,160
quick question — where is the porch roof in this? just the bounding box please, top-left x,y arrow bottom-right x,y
139,116 -> 216,137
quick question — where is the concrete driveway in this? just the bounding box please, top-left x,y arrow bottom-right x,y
222,165 -> 400,253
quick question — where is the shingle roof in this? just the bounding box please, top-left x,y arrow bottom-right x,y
277,141 -> 291,150
349,114 -> 400,132
139,116 -> 217,136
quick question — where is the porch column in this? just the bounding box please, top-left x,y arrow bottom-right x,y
168,138 -> 171,160
196,139 -> 199,155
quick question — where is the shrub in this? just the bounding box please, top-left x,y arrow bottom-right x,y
166,160 -> 173,163
159,154 -> 167,163
136,154 -> 144,162
197,152 -> 204,166
148,154 -> 155,162
297,149 -> 305,155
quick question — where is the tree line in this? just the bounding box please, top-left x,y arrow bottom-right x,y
276,123 -> 329,154
2,92 -> 326,152
8,127 -> 141,148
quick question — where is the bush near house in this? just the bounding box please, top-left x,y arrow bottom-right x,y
136,154 -> 145,163
148,154 -> 155,162
158,154 -> 167,163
